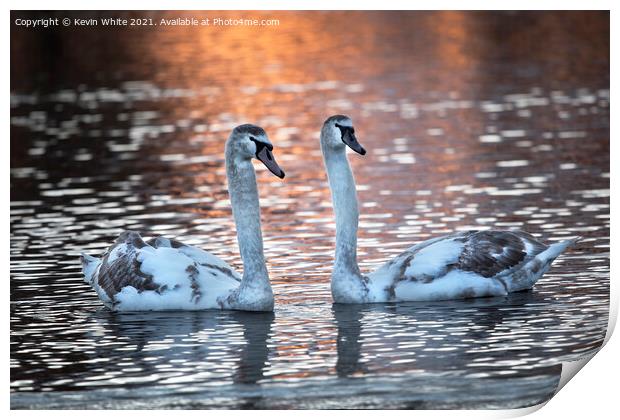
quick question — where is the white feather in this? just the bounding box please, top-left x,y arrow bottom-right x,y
403,239 -> 463,279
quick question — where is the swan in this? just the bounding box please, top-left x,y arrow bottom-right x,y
320,114 -> 579,304
81,124 -> 285,312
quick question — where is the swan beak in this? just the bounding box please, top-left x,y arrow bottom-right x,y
256,144 -> 286,179
342,130 -> 366,155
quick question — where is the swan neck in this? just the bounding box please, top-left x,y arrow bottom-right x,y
322,144 -> 362,276
225,153 -> 270,286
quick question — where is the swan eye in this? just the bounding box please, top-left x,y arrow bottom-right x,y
335,123 -> 354,139
250,137 -> 273,152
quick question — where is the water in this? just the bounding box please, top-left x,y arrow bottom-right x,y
10,11 -> 609,409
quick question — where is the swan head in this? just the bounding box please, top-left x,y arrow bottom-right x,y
227,124 -> 285,179
321,115 -> 366,155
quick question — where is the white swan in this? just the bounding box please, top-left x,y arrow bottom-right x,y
320,115 -> 579,304
81,124 -> 285,312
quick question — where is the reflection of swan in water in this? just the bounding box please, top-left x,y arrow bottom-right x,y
332,292 -> 564,378
333,304 -> 367,377
90,310 -> 274,385
329,295 -> 563,408
230,311 -> 274,384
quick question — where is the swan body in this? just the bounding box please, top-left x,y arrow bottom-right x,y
81,233 -> 243,311
320,115 -> 579,304
81,124 -> 285,312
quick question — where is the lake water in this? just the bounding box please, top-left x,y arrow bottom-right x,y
10,11 -> 609,409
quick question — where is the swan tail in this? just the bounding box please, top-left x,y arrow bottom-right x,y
80,253 -> 100,285
506,236 -> 580,292
540,236 -> 581,262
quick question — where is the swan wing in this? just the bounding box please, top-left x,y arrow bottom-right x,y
453,230 -> 546,278
146,235 -> 242,282
86,231 -> 240,311
370,230 -> 547,301
92,231 -> 159,302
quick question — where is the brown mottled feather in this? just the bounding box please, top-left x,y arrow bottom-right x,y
96,231 -> 161,299
146,236 -> 185,249
455,230 -> 547,278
